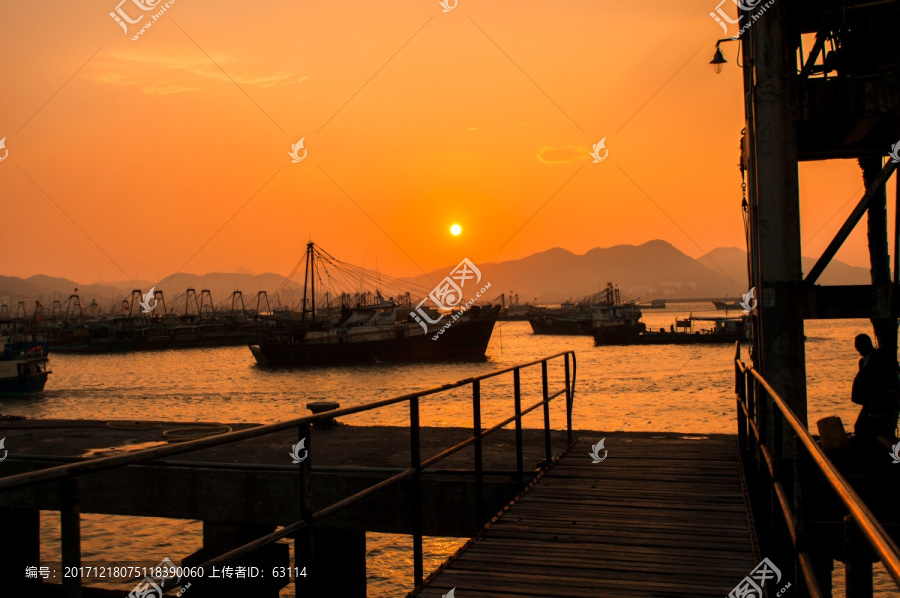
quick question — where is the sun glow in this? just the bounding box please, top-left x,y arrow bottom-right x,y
450,224 -> 462,236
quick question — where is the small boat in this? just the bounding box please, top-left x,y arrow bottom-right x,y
713,300 -> 742,311
593,314 -> 749,345
249,243 -> 500,366
637,299 -> 667,309
0,336 -> 51,393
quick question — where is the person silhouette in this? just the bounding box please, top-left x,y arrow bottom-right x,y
851,334 -> 900,442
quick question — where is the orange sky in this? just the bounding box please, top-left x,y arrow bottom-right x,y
0,0 -> 894,284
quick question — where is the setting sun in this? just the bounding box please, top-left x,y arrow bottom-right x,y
450,224 -> 462,236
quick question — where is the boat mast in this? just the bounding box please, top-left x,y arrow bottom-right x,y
301,242 -> 316,324
311,244 -> 316,323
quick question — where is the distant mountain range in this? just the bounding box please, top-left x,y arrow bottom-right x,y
0,272 -> 287,313
0,240 -> 871,309
403,241 -> 870,303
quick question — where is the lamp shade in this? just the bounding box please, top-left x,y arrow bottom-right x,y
710,46 -> 727,74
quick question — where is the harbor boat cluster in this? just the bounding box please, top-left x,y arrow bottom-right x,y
2,289 -> 271,354
0,245 -> 750,390
526,283 -> 748,345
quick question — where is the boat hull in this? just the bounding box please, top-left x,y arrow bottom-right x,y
528,316 -> 593,335
0,372 -> 49,393
250,312 -> 498,366
0,354 -> 51,394
49,331 -> 259,354
593,331 -> 747,345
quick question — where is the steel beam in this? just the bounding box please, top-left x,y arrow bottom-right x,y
805,160 -> 898,285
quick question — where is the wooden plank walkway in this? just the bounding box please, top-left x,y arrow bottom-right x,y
415,434 -> 757,598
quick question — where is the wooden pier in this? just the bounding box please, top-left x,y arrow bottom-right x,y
414,435 -> 756,598
5,346 -> 900,597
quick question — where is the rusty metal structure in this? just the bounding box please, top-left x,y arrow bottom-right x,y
741,0 -> 900,419
732,0 -> 900,594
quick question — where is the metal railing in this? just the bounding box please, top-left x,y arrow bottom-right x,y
734,343 -> 900,597
0,351 -> 576,597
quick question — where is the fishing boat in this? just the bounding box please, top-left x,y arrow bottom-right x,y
499,293 -> 532,320
590,285 -> 646,341
249,243 -> 500,366
593,314 -> 749,345
530,284 -> 644,337
0,336 -> 51,393
527,300 -> 593,335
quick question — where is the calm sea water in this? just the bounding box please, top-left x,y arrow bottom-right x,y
2,303 -> 895,596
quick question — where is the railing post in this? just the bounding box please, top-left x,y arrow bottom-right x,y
745,373 -> 757,506
755,378 -> 770,557
747,372 -> 756,431
295,422 -> 313,598
844,515 -> 874,598
735,345 -> 750,473
542,360 -> 552,465
60,476 -> 82,598
769,398 -> 784,564
514,367 -> 524,486
794,434 -> 833,597
410,396 -> 424,587
784,431 -> 799,595
564,353 -> 573,446
473,380 -> 484,524
737,398 -> 747,464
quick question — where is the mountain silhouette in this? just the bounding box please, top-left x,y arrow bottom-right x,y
0,240 -> 871,308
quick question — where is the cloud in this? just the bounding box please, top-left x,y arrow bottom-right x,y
91,51 -> 301,94
141,84 -> 205,95
536,145 -> 589,164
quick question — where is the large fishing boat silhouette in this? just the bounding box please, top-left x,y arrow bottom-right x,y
249,243 -> 500,366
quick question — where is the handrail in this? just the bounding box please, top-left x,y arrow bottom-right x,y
734,343 -> 900,594
0,350 -> 574,492
194,387 -> 569,574
1,351 -> 577,596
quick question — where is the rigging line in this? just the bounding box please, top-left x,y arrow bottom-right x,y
617,164 -> 741,288
801,184 -> 865,248
318,165 -> 431,280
